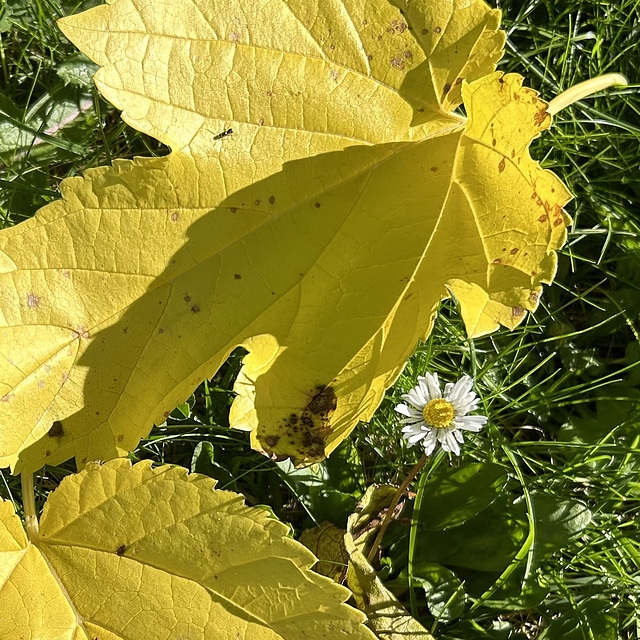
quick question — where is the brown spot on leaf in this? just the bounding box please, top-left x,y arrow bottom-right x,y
493,258 -> 502,264
403,50 -> 412,59
421,28 -> 428,35
510,248 -> 519,255
230,207 -> 237,213
390,58 -> 405,70
534,108 -> 549,127
170,212 -> 179,222
553,218 -> 563,227
48,421 -> 64,438
430,166 -> 438,172
492,138 -> 497,146
538,214 -> 549,223
191,305 -> 200,313
184,295 -> 191,303
269,195 -> 275,204
315,202 -> 321,208
257,118 -> 264,126
511,149 -> 516,158
498,158 -> 506,173
529,291 -> 540,305
27,293 -> 40,309
45,450 -> 50,457
116,545 -> 126,556
117,435 -> 124,442
158,328 -> 165,334
443,82 -> 451,93
265,435 -> 280,448
434,26 -> 442,34
308,386 -> 337,415
512,307 -> 524,318
234,273 -> 242,280
254,199 -> 261,206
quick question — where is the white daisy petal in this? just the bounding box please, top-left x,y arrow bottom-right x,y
419,373 -> 442,400
394,403 -> 412,417
422,431 -> 438,456
406,431 -> 428,445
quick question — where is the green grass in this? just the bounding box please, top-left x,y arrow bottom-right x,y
1,0 -> 639,638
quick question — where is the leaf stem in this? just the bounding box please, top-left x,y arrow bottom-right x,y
366,453 -> 428,564
20,472 -> 39,541
547,73 -> 628,115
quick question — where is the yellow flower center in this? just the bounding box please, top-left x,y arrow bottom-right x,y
422,398 -> 455,428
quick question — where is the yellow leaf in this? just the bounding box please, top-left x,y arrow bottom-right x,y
0,0 -> 571,472
0,459 -> 375,639
345,485 -> 434,639
299,521 -> 349,583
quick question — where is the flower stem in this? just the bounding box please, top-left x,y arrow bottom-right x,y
547,73 -> 628,115
366,453 -> 428,565
20,472 -> 39,542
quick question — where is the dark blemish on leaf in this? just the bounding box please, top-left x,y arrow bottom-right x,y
531,271 -> 537,277
38,380 -> 44,389
329,44 -> 335,51
269,195 -> 275,204
498,158 -> 506,173
421,28 -> 428,35
308,386 -> 337,415
254,199 -> 261,206
184,295 -> 191,303
538,214 -> 549,223
191,305 -> 200,313
45,450 -> 50,456
510,248 -> 519,255
158,328 -> 165,334
116,545 -> 126,556
513,92 -> 520,101
493,258 -> 502,264
391,58 -> 404,70
553,218 -> 563,227
27,293 -> 40,309
258,118 -> 264,126
502,248 -> 507,252
492,138 -> 497,146
498,76 -> 505,84
403,50 -> 412,59
81,458 -> 87,464
417,107 -> 425,112
434,26 -> 442,34
362,19 -> 368,26
95,411 -> 100,416
48,421 -> 64,438
265,435 -> 280,447
329,68 -> 339,82
290,413 -> 298,424
170,212 -> 179,222
266,90 -> 273,97
367,54 -> 373,60
117,435 -> 124,442
234,273 -> 242,280
164,411 -> 170,417
430,166 -> 438,172
403,293 -> 413,301
443,82 -> 451,93
512,307 -> 524,318
315,202 -> 321,208
455,77 -> 463,85
230,207 -> 237,213
534,108 -> 549,126
62,271 -> 70,278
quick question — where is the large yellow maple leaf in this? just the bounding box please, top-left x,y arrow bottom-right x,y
0,0 -> 571,472
0,459 -> 374,639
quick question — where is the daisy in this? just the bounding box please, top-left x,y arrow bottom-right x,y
395,373 -> 488,456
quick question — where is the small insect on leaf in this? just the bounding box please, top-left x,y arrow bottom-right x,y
213,128 -> 233,140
